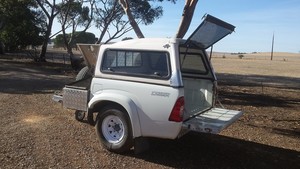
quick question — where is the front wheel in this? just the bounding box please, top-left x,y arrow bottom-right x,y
96,106 -> 133,153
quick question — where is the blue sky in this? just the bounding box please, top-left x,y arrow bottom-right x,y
52,0 -> 300,53
141,0 -> 300,53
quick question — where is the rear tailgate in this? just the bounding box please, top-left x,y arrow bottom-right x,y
183,108 -> 243,134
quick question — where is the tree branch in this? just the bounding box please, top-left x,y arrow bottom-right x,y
175,0 -> 198,38
119,0 -> 144,38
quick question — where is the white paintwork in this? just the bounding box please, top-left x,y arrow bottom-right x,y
102,115 -> 125,143
84,37 -> 243,139
56,15 -> 243,147
89,76 -> 183,139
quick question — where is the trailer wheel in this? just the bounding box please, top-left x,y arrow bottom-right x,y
76,66 -> 91,81
75,110 -> 85,121
96,106 -> 133,153
75,66 -> 93,124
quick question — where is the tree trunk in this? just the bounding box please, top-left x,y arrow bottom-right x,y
97,22 -> 110,44
119,0 -> 144,38
67,46 -> 77,70
0,41 -> 4,54
39,39 -> 48,62
39,17 -> 54,62
176,0 -> 198,38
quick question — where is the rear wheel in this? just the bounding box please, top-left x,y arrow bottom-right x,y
96,106 -> 133,153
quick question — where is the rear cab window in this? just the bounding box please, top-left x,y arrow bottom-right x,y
101,50 -> 170,79
179,47 -> 208,75
178,44 -> 215,80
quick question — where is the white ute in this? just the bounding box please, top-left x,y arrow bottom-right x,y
53,14 -> 244,153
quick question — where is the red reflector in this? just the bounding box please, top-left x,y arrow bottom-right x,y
169,97 -> 184,122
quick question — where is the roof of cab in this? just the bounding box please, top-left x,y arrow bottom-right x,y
102,38 -> 181,51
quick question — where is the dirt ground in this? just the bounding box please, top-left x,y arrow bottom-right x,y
0,55 -> 299,169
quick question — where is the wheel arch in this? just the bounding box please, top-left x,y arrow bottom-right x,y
88,93 -> 142,138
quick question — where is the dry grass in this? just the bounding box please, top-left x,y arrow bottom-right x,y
211,52 -> 300,78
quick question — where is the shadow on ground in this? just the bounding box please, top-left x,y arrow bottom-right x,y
130,132 -> 300,169
0,59 -> 74,94
216,73 -> 300,90
216,73 -> 300,108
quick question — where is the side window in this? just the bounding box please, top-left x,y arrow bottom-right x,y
103,51 -> 142,68
148,52 -> 168,77
101,50 -> 170,79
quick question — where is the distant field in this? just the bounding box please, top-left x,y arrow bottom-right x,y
211,52 -> 300,78
212,52 -> 300,61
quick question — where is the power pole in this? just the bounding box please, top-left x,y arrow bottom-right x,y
271,32 -> 274,61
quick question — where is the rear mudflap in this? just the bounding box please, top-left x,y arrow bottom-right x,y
183,108 -> 243,134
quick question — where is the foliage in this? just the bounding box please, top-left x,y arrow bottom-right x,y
94,0 -> 166,43
54,32 -> 96,48
130,0 -> 163,25
0,0 -> 46,51
54,34 -> 65,48
94,0 -> 125,43
56,0 -> 94,49
35,0 -> 61,61
56,0 -> 92,30
56,0 -> 94,69
118,0 -> 167,39
238,54 -> 244,59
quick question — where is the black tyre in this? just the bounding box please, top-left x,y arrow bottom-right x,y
96,106 -> 133,153
76,66 -> 91,81
74,66 -> 91,123
75,110 -> 85,121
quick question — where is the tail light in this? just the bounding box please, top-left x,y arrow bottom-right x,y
169,97 -> 184,122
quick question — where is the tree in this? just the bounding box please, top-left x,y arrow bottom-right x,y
53,34 -> 65,48
0,14 -> 6,54
35,0 -> 61,61
118,0 -> 197,39
54,32 -> 96,48
118,0 -> 176,38
57,0 -> 94,70
0,0 -> 45,52
119,0 -> 144,38
94,0 -> 164,43
94,0 -> 130,43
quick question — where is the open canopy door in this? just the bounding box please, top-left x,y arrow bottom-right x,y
186,14 -> 235,49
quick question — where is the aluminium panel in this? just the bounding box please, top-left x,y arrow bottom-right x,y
63,87 -> 88,111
